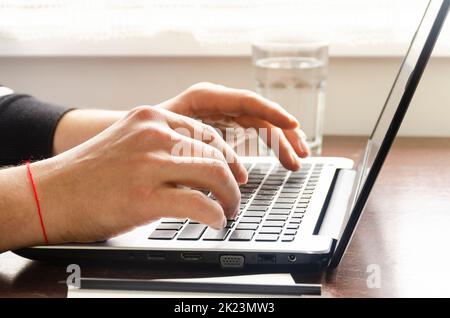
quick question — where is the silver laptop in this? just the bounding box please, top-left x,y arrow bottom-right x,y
17,0 -> 449,270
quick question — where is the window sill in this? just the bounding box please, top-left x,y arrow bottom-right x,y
1,37 -> 449,58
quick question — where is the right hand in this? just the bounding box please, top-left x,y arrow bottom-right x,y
31,106 -> 248,244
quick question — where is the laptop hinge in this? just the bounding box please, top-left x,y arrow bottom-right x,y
317,169 -> 357,241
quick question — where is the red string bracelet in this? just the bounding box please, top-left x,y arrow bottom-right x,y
25,161 -> 49,245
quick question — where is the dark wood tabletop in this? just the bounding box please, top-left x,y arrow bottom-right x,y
1,136 -> 450,298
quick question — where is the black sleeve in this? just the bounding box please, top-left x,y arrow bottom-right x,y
0,93 -> 74,166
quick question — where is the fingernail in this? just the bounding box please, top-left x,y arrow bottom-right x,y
291,153 -> 301,171
290,116 -> 300,127
222,217 -> 227,228
297,139 -> 308,157
240,170 -> 248,184
298,132 -> 310,157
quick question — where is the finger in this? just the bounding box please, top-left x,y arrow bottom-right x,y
235,115 -> 301,171
166,112 -> 248,184
187,83 -> 299,129
155,187 -> 226,230
283,129 -> 310,158
164,158 -> 241,219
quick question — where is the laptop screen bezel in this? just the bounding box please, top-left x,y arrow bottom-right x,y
329,0 -> 449,268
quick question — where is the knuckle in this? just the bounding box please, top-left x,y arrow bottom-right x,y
210,160 -> 229,180
186,82 -> 219,98
212,148 -> 226,162
129,105 -> 161,121
240,90 -> 258,104
189,82 -> 216,92
205,125 -> 221,139
190,191 -> 207,207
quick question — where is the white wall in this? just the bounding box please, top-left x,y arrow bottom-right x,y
1,56 -> 449,136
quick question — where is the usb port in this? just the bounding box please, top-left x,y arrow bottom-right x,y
181,252 -> 203,261
147,252 -> 166,261
257,254 -> 276,264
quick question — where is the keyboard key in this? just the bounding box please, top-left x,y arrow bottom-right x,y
286,179 -> 305,184
259,227 -> 282,234
161,218 -> 187,224
177,224 -> 207,240
284,229 -> 297,235
236,223 -> 259,230
295,208 -> 306,213
286,223 -> 300,230
156,223 -> 183,230
260,185 -> 279,191
149,230 -> 177,240
296,203 -> 308,208
292,212 -> 304,218
240,216 -> 262,223
266,215 -> 288,221
203,228 -> 230,241
257,190 -> 278,195
251,200 -> 272,206
298,199 -> 310,204
263,180 -> 283,185
289,218 -> 302,224
281,235 -> 295,242
229,230 -> 255,241
284,182 -> 303,186
247,206 -> 267,211
262,221 -> 285,227
255,195 -> 274,200
273,203 -> 293,209
281,188 -> 301,193
275,198 -> 296,204
269,208 -> 291,215
244,211 -> 266,217
255,234 -> 279,242
278,193 -> 298,198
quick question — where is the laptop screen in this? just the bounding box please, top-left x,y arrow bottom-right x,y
355,0 -> 445,198
329,0 -> 449,268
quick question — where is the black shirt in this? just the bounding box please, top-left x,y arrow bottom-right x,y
0,89 -> 73,166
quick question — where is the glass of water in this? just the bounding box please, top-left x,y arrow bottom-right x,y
252,40 -> 328,155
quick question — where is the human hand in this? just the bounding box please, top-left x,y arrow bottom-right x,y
31,106 -> 247,245
158,82 -> 310,170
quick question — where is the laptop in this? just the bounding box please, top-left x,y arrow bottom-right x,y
16,0 -> 449,270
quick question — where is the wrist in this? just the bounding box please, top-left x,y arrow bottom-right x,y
53,109 -> 127,155
0,163 -> 49,251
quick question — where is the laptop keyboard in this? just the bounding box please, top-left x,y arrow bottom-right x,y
148,162 -> 324,242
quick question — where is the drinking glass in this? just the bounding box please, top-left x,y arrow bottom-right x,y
252,39 -> 328,155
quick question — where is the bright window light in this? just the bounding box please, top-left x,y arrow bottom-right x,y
0,0 -> 448,56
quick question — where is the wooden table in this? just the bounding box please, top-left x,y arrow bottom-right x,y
1,136 -> 450,298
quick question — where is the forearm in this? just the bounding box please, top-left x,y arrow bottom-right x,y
53,109 -> 127,155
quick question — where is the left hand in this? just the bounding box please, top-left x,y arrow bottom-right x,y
54,82 -> 309,170
158,82 -> 310,170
